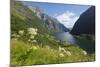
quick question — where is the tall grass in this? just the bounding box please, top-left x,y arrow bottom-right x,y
11,39 -> 95,66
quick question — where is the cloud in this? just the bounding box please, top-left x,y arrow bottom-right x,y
56,11 -> 79,29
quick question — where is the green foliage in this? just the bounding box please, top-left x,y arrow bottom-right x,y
74,34 -> 95,53
11,40 -> 95,66
11,1 -> 49,35
11,14 -> 28,34
11,1 -> 95,66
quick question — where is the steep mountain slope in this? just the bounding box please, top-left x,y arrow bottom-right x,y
26,5 -> 69,32
70,6 -> 95,35
11,1 -> 95,66
11,0 -> 69,35
11,0 -> 49,35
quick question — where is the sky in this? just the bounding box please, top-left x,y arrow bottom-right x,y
23,1 -> 91,29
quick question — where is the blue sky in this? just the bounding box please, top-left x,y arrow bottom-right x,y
23,1 -> 90,17
23,1 -> 91,28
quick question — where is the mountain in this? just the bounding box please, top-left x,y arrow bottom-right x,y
11,0 -> 69,36
70,6 -> 95,35
11,0 -> 49,35
26,4 -> 70,32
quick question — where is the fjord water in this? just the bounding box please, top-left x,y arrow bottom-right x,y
54,32 -> 78,44
54,32 -> 95,53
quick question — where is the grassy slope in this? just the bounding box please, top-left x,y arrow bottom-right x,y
11,0 -> 48,34
11,39 -> 95,66
11,0 -> 95,66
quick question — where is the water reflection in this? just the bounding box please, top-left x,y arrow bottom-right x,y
54,32 -> 95,53
54,32 -> 78,44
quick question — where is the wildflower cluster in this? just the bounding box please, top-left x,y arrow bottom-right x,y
27,28 -> 38,43
11,27 -> 38,44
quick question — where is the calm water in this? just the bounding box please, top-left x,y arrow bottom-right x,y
54,32 -> 95,53
54,32 -> 78,44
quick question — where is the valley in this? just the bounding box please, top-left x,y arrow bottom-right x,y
11,0 -> 95,66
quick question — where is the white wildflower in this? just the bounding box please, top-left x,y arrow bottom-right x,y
14,38 -> 18,41
31,46 -> 38,50
30,35 -> 34,39
59,53 -> 64,57
59,46 -> 65,52
59,46 -> 71,56
32,40 -> 37,43
16,35 -> 20,38
65,51 -> 71,56
27,28 -> 38,35
28,39 -> 31,42
82,50 -> 87,55
11,34 -> 17,37
19,30 -> 24,35
33,32 -> 37,35
35,28 -> 38,32
11,34 -> 20,38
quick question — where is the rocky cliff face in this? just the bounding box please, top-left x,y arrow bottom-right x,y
27,5 -> 69,32
70,6 -> 95,35
11,0 -> 69,36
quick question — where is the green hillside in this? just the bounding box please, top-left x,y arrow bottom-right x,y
11,0 -> 48,35
11,0 -> 95,66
